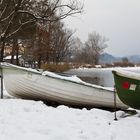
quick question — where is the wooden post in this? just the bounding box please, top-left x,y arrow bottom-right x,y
0,63 -> 3,99
114,85 -> 117,121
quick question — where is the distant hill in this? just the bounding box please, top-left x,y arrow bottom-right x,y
99,53 -> 140,64
99,53 -> 121,64
128,55 -> 140,64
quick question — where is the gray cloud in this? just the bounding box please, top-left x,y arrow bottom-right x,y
64,0 -> 140,57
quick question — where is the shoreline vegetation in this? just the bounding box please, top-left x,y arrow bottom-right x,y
40,62 -> 138,73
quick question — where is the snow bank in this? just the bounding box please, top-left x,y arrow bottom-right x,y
0,99 -> 140,140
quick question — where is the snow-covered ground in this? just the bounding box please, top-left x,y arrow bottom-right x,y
1,90 -> 140,140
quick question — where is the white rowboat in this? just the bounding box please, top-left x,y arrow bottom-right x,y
1,63 -> 127,108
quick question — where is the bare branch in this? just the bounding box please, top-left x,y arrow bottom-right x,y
0,2 -> 7,19
0,0 -> 4,5
0,10 -> 15,23
6,18 -> 36,40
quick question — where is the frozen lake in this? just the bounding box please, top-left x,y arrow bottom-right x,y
66,67 -> 140,87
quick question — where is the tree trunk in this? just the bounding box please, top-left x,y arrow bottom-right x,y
0,35 -> 6,62
15,45 -> 19,65
10,38 -> 18,64
0,42 -> 5,62
37,56 -> 41,69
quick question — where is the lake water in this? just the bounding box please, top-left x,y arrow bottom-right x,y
66,67 -> 140,87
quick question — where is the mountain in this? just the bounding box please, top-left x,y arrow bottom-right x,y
128,55 -> 140,64
99,53 -> 121,64
99,53 -> 140,64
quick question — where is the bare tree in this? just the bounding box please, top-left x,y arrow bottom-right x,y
51,22 -> 74,63
69,37 -> 84,63
0,0 -> 83,61
84,31 -> 108,65
29,21 -> 74,67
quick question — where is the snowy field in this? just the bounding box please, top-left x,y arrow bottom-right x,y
1,90 -> 140,140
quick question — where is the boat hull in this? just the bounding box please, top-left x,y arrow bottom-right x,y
112,70 -> 140,109
1,64 -> 127,108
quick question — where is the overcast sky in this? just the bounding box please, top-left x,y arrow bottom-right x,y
64,0 -> 140,57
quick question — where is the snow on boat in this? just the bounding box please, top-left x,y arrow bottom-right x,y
0,63 -> 127,108
112,70 -> 140,109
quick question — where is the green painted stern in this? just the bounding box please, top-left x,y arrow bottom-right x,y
112,70 -> 140,109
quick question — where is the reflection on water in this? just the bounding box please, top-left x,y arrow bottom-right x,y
66,67 -> 140,87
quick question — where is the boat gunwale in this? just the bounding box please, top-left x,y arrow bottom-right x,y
1,63 -> 113,92
112,70 -> 140,81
